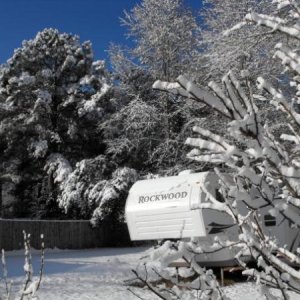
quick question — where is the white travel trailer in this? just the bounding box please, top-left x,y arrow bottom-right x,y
125,172 -> 300,266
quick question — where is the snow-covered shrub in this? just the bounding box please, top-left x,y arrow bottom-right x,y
45,153 -> 137,224
147,1 -> 300,298
90,167 -> 138,226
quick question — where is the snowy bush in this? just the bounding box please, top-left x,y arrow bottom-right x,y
90,167 -> 138,226
45,153 -> 137,225
144,1 -> 300,299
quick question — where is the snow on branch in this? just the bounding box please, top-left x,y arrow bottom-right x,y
257,77 -> 300,127
146,2 -> 300,298
177,75 -> 232,118
153,64 -> 300,295
222,21 -> 247,37
152,80 -> 193,99
153,76 -> 232,118
274,43 -> 300,75
245,12 -> 300,40
185,126 -> 239,166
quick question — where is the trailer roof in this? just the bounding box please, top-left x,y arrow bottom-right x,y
130,172 -> 212,194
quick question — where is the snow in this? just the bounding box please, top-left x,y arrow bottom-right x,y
8,72 -> 36,86
32,140 -> 48,158
153,76 -> 233,118
40,69 -> 53,78
223,21 -> 247,36
5,247 -> 155,300
273,0 -> 290,10
45,154 -> 72,185
36,89 -> 52,104
245,12 -> 300,40
61,55 -> 76,71
3,247 -> 299,300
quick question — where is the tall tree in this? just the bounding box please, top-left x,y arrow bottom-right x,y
123,0 -> 198,80
0,29 -> 113,218
106,0 -> 206,174
122,0 -> 199,81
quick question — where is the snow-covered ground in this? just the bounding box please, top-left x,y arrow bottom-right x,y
3,247 -> 299,300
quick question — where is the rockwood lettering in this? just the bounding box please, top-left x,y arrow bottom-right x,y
138,191 -> 188,203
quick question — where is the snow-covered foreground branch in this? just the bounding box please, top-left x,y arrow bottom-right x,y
0,232 -> 44,300
142,1 -> 300,299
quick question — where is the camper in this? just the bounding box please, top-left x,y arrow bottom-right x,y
125,172 -> 300,266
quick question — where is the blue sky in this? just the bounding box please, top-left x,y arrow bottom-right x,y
0,0 -> 202,65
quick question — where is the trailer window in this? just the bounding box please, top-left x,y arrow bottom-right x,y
264,215 -> 276,227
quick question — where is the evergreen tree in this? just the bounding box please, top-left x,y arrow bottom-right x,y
0,29 -> 113,218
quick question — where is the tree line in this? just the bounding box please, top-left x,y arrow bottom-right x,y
0,0 -> 284,227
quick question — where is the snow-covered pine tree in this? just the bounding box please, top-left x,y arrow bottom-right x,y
147,0 -> 300,298
0,29 -> 113,218
104,62 -> 207,173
